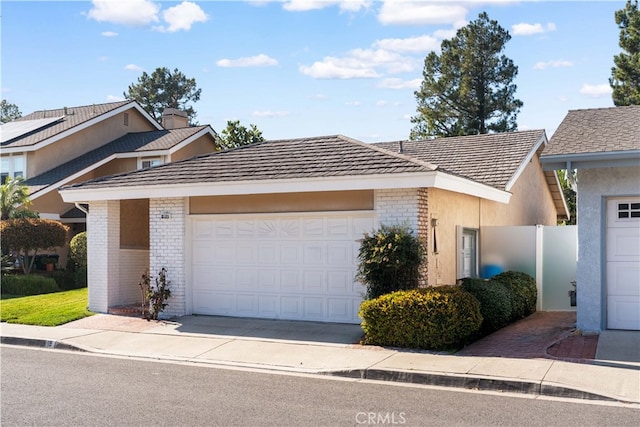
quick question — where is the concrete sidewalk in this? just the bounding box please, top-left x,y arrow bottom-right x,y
1,314 -> 639,405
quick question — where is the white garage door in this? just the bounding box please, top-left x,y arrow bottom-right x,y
607,198 -> 640,330
190,212 -> 374,324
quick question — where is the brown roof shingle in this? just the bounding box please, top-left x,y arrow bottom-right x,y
62,135 -> 434,190
543,105 -> 640,156
375,130 -> 546,189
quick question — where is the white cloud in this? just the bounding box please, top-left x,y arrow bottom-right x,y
282,0 -> 371,12
160,1 -> 208,32
579,83 -> 613,98
252,110 -> 289,118
106,95 -> 125,102
124,64 -> 144,72
374,35 -> 439,53
533,60 -> 574,70
100,31 -> 118,37
512,22 -> 556,36
88,0 -> 160,26
345,101 -> 361,107
378,1 -> 468,26
217,54 -> 278,68
377,78 -> 422,89
376,100 -> 388,107
300,57 -> 381,79
558,96 -> 569,102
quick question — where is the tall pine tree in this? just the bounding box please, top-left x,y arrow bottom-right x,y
410,12 -> 522,139
610,0 -> 640,106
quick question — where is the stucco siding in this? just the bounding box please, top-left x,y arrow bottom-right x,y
577,166 -> 640,332
171,135 -> 217,161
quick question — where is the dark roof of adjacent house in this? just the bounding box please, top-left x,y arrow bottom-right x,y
2,100 -> 141,148
26,126 -> 212,195
543,105 -> 640,156
375,130 -> 546,190
61,135 -> 435,190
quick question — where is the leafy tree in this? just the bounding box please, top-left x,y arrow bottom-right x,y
410,12 -> 522,139
610,0 -> 640,106
218,120 -> 265,150
556,169 -> 576,225
124,67 -> 202,124
0,218 -> 68,274
0,100 -> 21,123
0,177 -> 36,220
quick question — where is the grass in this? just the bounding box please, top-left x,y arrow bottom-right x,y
0,287 -> 94,326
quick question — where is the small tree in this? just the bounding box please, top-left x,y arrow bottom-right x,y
357,224 -> 424,299
138,268 -> 172,320
0,218 -> 68,274
69,232 -> 87,268
1,177 -> 36,220
1,99 -> 22,123
218,120 -> 265,150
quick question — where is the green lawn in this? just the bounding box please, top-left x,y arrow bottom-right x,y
0,288 -> 94,326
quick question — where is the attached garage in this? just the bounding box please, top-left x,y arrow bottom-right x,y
190,212 -> 374,323
607,198 -> 640,330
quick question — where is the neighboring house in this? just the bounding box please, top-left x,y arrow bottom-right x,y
60,130 -> 567,324
0,101 -> 219,264
541,105 -> 640,332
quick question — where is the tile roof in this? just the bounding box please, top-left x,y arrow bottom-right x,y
2,101 -> 135,148
27,126 -> 211,194
543,105 -> 640,156
62,135 -> 434,190
375,130 -> 546,190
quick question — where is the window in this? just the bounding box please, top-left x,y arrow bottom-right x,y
618,202 -> 640,219
0,154 -> 25,184
123,113 -> 129,126
138,157 -> 163,169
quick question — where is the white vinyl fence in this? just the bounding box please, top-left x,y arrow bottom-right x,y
480,225 -> 577,311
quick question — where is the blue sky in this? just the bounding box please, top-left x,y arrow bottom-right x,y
1,1 -> 623,142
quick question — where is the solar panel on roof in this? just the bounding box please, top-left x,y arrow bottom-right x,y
0,116 -> 64,143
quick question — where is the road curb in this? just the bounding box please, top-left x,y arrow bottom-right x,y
321,368 -> 621,403
1,336 -> 86,352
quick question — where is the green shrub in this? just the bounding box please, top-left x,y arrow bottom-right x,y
75,266 -> 88,288
490,271 -> 537,321
1,274 -> 60,296
359,285 -> 482,351
461,277 -> 512,335
357,224 -> 424,299
69,232 -> 87,268
51,270 -> 86,290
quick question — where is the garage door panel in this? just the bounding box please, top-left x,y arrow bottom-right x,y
303,298 -> 324,319
303,271 -> 324,291
608,296 -> 640,330
607,262 -> 640,296
607,198 -> 640,330
607,228 -> 640,261
281,270 -> 301,291
190,212 -> 373,323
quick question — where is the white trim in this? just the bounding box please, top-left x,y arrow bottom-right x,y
552,170 -> 571,220
60,170 -> 512,204
505,132 -> 547,192
1,102 -> 162,154
39,213 -> 61,220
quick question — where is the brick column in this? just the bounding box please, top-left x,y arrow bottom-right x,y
374,188 -> 429,286
149,197 -> 187,318
86,200 -> 120,313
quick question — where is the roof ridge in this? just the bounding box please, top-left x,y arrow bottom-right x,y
336,135 -> 438,170
26,100 -> 133,115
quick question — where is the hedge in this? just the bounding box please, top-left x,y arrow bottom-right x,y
490,271 -> 537,321
1,274 -> 60,296
461,277 -> 512,335
359,286 -> 482,351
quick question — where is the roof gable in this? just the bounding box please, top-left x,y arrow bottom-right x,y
1,100 -> 162,150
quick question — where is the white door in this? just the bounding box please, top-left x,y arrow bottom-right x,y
607,198 -> 640,330
458,228 -> 478,279
190,212 -> 374,324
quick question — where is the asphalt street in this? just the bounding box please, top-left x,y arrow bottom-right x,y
2,346 -> 639,427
